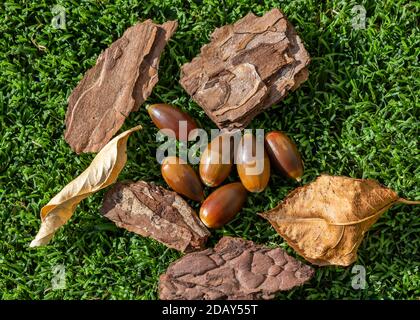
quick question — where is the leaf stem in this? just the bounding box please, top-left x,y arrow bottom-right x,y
398,198 -> 420,205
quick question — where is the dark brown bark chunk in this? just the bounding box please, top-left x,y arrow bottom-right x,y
65,20 -> 177,154
101,181 -> 210,252
180,9 -> 310,130
159,237 -> 314,300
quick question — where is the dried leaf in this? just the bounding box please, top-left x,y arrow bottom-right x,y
30,125 -> 142,247
260,175 -> 420,266
101,180 -> 210,252
65,20 -> 177,154
180,9 -> 310,130
159,237 -> 314,300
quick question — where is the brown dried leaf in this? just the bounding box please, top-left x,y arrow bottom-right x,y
101,181 -> 210,252
180,9 -> 310,130
65,20 -> 177,154
30,126 -> 142,247
260,175 -> 420,266
159,237 -> 314,300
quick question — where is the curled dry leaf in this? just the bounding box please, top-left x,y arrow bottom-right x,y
260,175 -> 420,266
30,125 -> 142,247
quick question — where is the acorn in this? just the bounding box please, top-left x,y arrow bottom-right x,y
199,182 -> 247,229
199,134 -> 233,187
236,133 -> 271,193
161,156 -> 204,202
147,103 -> 198,141
264,131 -> 304,181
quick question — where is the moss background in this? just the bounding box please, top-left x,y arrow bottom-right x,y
0,0 -> 419,299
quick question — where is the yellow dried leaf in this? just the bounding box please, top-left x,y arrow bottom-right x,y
30,125 -> 142,247
260,175 -> 419,266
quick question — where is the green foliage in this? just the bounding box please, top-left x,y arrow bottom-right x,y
0,0 -> 419,299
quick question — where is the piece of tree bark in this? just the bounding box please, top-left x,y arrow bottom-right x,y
180,9 -> 310,130
159,236 -> 314,300
101,181 -> 210,252
65,20 -> 177,154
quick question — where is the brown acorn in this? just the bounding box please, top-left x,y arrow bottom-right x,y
161,156 -> 204,202
236,133 -> 270,193
199,134 -> 233,187
199,182 -> 247,229
264,131 -> 304,181
147,103 -> 198,141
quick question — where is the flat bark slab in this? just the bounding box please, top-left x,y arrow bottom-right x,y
101,181 -> 210,252
180,9 -> 310,130
159,236 -> 314,300
65,20 -> 177,154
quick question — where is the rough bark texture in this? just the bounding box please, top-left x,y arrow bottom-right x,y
65,20 -> 177,154
180,9 -> 310,130
101,181 -> 210,252
159,236 -> 314,300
